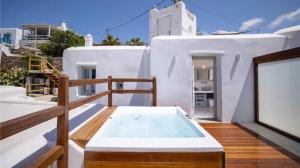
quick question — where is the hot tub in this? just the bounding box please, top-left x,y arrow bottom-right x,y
85,106 -> 224,168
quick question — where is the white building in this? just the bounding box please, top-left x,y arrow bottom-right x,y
0,28 -> 24,49
149,1 -> 196,39
20,21 -> 68,48
0,21 -> 68,49
63,1 -> 300,123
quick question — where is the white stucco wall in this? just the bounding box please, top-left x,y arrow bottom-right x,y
150,33 -> 300,122
149,2 -> 196,40
63,27 -> 300,123
63,46 -> 151,106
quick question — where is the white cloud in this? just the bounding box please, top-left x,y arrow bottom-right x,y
239,18 -> 264,31
212,30 -> 238,35
268,8 -> 300,29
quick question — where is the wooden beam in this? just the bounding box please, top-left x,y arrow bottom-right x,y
57,75 -> 69,168
69,91 -> 110,110
112,89 -> 152,94
108,76 -> 112,107
152,77 -> 157,106
70,107 -> 116,148
29,145 -> 64,168
111,78 -> 153,82
69,79 -> 108,87
85,151 -> 223,168
0,106 -> 65,140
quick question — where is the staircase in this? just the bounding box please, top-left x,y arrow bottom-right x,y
27,56 -> 61,94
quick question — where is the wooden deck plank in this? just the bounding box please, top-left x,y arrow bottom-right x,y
70,106 -> 117,148
200,123 -> 300,168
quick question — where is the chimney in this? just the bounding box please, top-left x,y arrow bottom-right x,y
173,0 -> 183,4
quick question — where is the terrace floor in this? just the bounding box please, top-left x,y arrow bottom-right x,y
201,123 -> 300,168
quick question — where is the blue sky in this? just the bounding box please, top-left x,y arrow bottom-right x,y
1,0 -> 300,43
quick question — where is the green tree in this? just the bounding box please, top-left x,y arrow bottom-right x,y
125,38 -> 144,46
97,35 -> 122,46
39,30 -> 84,57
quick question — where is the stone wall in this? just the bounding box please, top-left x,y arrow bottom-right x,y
0,53 -> 63,72
0,53 -> 25,72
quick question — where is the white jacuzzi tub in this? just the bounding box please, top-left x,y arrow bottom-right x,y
86,106 -> 223,152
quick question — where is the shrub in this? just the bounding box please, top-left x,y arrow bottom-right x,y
0,68 -> 27,87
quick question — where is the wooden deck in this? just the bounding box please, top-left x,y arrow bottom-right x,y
69,108 -> 299,168
70,106 -> 117,148
201,123 -> 300,168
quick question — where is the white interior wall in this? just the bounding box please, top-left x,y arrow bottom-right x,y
63,46 -> 151,106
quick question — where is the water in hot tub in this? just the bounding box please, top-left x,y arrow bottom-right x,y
99,111 -> 204,138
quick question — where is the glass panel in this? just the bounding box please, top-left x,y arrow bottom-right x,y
258,57 -> 300,138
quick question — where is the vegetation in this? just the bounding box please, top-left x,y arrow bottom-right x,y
97,35 -> 122,46
125,38 -> 144,46
0,68 -> 27,87
39,30 -> 84,57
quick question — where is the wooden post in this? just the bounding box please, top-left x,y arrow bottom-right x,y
57,74 -> 69,168
152,77 -> 157,106
29,57 -> 31,71
108,76 -> 112,107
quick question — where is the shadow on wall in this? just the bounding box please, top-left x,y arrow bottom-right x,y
230,54 -> 240,80
232,63 -> 255,122
13,103 -> 105,168
168,56 -> 176,78
130,49 -> 151,106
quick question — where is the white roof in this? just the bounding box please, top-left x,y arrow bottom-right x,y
273,25 -> 300,34
66,45 -> 148,51
152,33 -> 284,40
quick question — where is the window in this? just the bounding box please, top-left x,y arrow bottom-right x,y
3,33 -> 12,44
79,66 -> 96,96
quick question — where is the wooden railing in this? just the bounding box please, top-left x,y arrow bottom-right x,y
0,75 -> 157,168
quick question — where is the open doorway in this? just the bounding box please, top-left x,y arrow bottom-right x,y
192,57 -> 216,119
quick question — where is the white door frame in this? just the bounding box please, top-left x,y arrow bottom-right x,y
190,51 -> 224,121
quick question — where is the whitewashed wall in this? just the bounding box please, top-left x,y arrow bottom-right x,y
149,1 -> 196,40
150,33 -> 300,122
63,46 -> 151,106
63,27 -> 300,123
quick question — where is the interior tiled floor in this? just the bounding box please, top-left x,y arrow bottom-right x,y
193,106 -> 214,118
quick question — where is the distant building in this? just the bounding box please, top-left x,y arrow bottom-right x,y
0,28 -> 25,49
149,1 -> 197,40
20,21 -> 68,48
0,21 -> 68,49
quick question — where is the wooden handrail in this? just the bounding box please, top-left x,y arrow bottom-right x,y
112,89 -> 152,94
1,75 -> 156,167
111,78 -> 153,82
69,79 -> 108,87
0,106 -> 65,140
29,145 -> 64,168
69,91 -> 110,110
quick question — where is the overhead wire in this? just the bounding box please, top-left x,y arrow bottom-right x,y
106,0 -> 168,35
